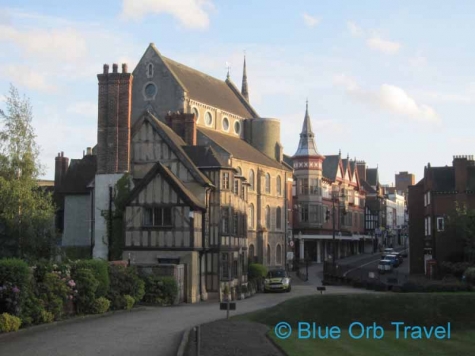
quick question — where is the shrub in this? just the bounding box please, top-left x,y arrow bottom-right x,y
75,260 -> 110,298
0,313 -> 22,333
123,295 -> 135,311
20,292 -> 45,326
32,261 -> 53,284
440,261 -> 473,278
143,275 -> 178,305
402,279 -> 472,293
464,267 -> 475,284
0,258 -> 31,316
40,310 -> 54,323
72,269 -> 99,315
36,273 -> 70,320
248,264 -> 267,281
107,265 -> 145,310
91,297 -> 110,314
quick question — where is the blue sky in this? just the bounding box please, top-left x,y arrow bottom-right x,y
1,1 -> 475,185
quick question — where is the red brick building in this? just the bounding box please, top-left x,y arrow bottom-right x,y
408,155 -> 475,275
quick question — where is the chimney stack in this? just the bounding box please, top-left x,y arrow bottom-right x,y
86,147 -> 92,156
356,160 -> 367,182
54,152 -> 69,192
166,112 -> 197,146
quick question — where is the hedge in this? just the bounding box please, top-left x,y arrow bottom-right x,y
75,260 -> 110,298
248,264 -> 267,281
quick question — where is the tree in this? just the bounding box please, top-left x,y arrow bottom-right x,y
0,84 -> 56,261
443,203 -> 475,263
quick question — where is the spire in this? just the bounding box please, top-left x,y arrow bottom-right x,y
241,54 -> 249,102
293,100 -> 320,157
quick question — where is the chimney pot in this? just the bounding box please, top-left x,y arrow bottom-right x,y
112,63 -> 118,73
61,151 -> 64,157
86,147 -> 92,155
122,63 -> 128,73
103,64 -> 109,74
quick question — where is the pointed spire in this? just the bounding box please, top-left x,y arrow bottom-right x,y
241,54 -> 249,102
339,149 -> 341,157
293,100 -> 320,157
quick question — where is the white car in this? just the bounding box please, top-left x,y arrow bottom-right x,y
378,260 -> 393,274
383,248 -> 394,255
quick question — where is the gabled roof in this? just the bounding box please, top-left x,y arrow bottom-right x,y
157,50 -> 259,119
131,112 -> 213,187
322,155 -> 341,181
361,179 -> 376,194
197,127 -> 291,171
126,161 -> 205,211
366,168 -> 379,187
58,155 -> 96,194
182,145 -> 231,169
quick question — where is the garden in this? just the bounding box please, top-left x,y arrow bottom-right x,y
0,258 -> 178,334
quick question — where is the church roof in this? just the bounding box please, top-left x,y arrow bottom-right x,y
58,155 -> 96,194
293,101 -> 321,157
161,54 -> 259,119
183,145 -> 232,169
197,127 -> 291,171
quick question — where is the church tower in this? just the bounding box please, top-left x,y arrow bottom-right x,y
241,55 -> 249,102
292,101 -> 326,258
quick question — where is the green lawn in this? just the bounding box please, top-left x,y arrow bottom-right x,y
269,330 -> 475,356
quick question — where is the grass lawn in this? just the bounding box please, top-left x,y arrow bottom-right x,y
269,330 -> 475,356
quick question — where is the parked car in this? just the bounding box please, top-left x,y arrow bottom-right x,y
378,260 -> 393,274
392,252 -> 404,264
381,254 -> 400,268
264,269 -> 292,293
383,248 -> 394,255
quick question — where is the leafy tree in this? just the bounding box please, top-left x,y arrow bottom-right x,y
443,203 -> 475,263
0,84 -> 56,261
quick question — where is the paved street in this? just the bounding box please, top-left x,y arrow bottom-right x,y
0,268 -> 374,356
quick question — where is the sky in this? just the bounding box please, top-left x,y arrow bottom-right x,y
1,1 -> 475,185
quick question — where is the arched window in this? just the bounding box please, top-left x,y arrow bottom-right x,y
276,244 -> 282,265
249,244 -> 255,263
267,244 -> 271,266
192,107 -> 199,122
147,63 -> 153,77
277,175 -> 282,196
236,167 -> 242,176
265,173 -> 271,194
248,204 -> 254,229
276,207 -> 282,229
265,205 -> 270,228
205,112 -> 213,126
222,117 -> 230,131
249,170 -> 255,191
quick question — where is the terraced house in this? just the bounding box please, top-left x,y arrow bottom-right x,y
55,43 -> 292,303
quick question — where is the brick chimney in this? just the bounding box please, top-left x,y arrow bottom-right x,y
356,160 -> 367,182
453,155 -> 474,192
54,151 -> 69,191
96,63 -> 134,174
166,112 -> 197,146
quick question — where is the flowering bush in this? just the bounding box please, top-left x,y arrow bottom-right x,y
36,273 -> 71,320
107,265 -> 144,310
0,283 -> 22,316
0,313 -> 22,333
72,268 -> 99,315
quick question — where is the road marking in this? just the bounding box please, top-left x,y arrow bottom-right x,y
342,249 -> 408,277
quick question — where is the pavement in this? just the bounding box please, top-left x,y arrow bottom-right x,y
0,268 -> 375,356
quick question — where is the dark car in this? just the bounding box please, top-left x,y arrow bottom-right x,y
381,254 -> 400,268
264,269 -> 291,293
392,252 -> 404,264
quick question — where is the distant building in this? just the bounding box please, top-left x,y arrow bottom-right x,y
396,171 -> 415,196
408,155 -> 475,275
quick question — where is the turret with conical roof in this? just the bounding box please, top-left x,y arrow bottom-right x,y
241,55 -> 249,102
293,100 -> 321,157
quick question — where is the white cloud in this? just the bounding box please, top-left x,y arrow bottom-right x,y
121,0 -> 214,29
0,65 -> 56,92
0,24 -> 87,61
366,36 -> 401,54
334,74 -> 440,123
347,21 -> 363,37
67,102 -> 98,118
302,13 -> 321,28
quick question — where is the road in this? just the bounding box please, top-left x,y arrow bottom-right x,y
0,268 -> 375,356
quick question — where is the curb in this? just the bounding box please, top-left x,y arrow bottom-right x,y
0,306 -> 147,341
265,329 -> 288,356
176,327 -> 192,356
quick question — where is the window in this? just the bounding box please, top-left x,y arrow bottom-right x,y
276,244 -> 282,265
265,173 -> 271,194
249,244 -> 255,262
299,178 -> 309,195
144,83 -> 157,98
265,205 -> 271,228
241,185 -> 246,200
236,167 -> 242,175
222,208 -> 230,233
205,112 -> 213,126
310,178 -> 321,195
233,179 -> 239,195
427,191 -> 431,205
232,259 -> 238,278
425,217 -> 428,236
437,217 -> 445,232
221,253 -> 229,280
248,204 -> 255,229
147,63 -> 153,77
222,172 -> 230,189
143,207 -> 173,227
277,176 -> 282,196
192,107 -> 199,122
233,212 -> 239,235
424,193 -> 427,207
300,205 -> 309,222
234,120 -> 241,134
222,117 -> 230,131
428,216 -> 432,235
276,207 -> 282,229
267,244 -> 271,265
249,170 -> 255,191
